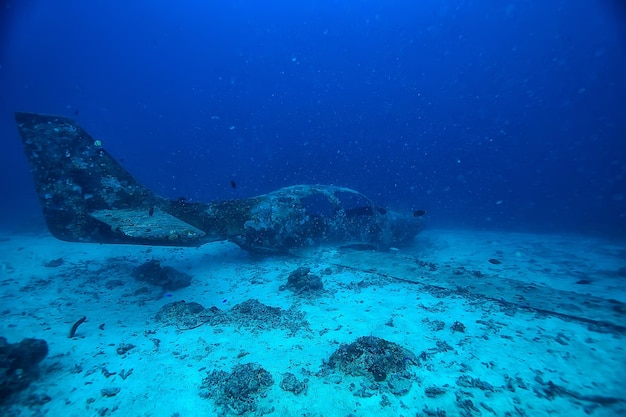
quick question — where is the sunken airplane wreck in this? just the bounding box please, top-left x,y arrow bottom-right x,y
15,112 -> 424,253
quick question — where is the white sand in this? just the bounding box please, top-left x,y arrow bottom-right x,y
0,229 -> 624,417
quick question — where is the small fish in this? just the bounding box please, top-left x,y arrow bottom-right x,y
488,258 -> 501,265
413,209 -> 427,217
230,179 -> 237,189
178,197 -> 187,205
148,206 -> 154,216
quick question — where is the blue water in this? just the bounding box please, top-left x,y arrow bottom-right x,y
1,0 -> 625,236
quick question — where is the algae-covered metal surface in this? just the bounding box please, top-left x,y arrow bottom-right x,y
89,208 -> 205,245
15,112 -> 424,251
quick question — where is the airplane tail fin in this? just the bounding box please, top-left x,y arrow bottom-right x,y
15,112 -> 205,245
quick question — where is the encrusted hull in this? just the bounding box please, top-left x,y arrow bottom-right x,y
15,112 -> 423,252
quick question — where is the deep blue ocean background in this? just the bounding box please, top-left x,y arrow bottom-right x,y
1,0 -> 625,236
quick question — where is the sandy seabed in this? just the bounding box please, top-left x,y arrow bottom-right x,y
0,228 -> 624,417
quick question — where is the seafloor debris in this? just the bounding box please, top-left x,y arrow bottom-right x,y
43,257 -> 64,268
418,406 -> 447,417
533,372 -> 625,406
279,266 -> 324,295
422,318 -> 446,332
424,386 -> 447,398
154,301 -> 217,330
326,336 -> 418,395
131,260 -> 192,291
450,321 -> 466,333
0,337 -> 48,403
227,299 -> 309,334
200,363 -> 274,415
116,343 -> 135,356
456,375 -> 495,392
279,372 -> 308,395
155,299 -> 309,334
100,387 -> 121,397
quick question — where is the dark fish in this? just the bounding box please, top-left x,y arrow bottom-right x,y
178,197 -> 187,205
230,179 -> 237,189
413,209 -> 427,217
73,109 -> 79,116
148,206 -> 154,216
488,258 -> 501,265
576,279 -> 592,285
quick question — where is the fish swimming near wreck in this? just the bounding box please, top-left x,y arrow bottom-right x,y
15,112 -> 425,253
